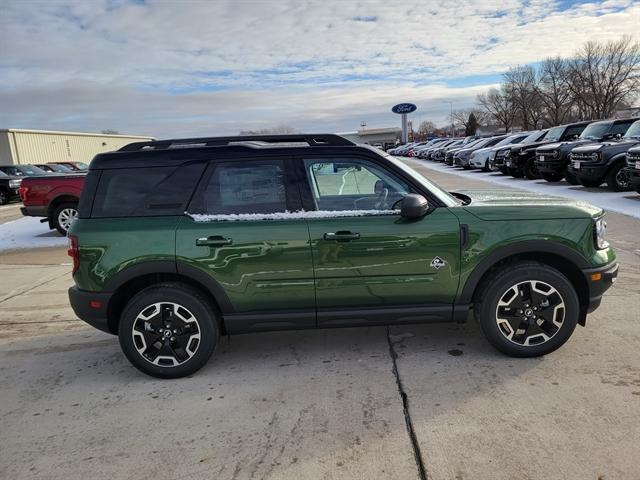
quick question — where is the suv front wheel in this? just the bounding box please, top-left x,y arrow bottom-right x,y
119,283 -> 219,378
475,262 -> 579,357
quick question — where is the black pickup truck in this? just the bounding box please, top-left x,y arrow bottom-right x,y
0,170 -> 22,205
503,121 -> 590,179
567,120 -> 640,191
622,145 -> 640,194
535,118 -> 637,184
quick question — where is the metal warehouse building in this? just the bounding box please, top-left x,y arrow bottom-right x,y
0,129 -> 154,165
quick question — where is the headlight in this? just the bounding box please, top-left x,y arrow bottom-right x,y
590,152 -> 599,161
9,179 -> 21,188
594,217 -> 609,249
552,150 -> 559,158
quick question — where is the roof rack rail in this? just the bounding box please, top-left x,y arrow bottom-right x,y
118,134 -> 354,152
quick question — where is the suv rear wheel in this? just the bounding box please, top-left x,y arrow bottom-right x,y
118,283 -> 219,378
52,202 -> 78,235
474,262 -> 579,357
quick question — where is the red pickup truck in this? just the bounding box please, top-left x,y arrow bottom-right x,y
19,174 -> 85,235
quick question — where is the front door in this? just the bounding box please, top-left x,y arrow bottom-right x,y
300,156 -> 460,327
176,157 -> 315,333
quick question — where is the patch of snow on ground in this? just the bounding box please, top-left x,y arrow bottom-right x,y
402,158 -> 640,219
0,217 -> 68,251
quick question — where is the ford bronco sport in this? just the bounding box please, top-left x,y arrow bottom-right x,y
67,134 -> 618,378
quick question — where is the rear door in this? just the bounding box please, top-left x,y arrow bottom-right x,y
176,157 -> 315,332
299,155 -> 461,327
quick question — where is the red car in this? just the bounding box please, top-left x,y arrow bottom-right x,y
19,174 -> 85,235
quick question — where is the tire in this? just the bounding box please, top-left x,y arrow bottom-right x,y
498,166 -> 508,175
578,178 -> 602,188
635,185 -> 640,194
0,188 -> 8,205
118,282 -> 219,379
605,163 -> 632,192
481,162 -> 491,172
523,159 -> 540,180
474,262 -> 579,357
508,167 -> 524,178
541,172 -> 563,182
564,170 -> 579,185
52,202 -> 78,235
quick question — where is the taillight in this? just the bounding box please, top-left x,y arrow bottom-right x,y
19,185 -> 28,201
68,235 -> 79,275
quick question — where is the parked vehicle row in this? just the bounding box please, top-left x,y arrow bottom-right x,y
0,162 -> 86,209
393,117 -> 640,194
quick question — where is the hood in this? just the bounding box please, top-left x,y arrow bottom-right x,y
572,139 -> 639,154
456,189 -> 602,220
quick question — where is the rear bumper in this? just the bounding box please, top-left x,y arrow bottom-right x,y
20,205 -> 48,217
582,261 -> 618,313
68,286 -> 115,335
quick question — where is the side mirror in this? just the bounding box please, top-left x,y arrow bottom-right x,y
400,194 -> 429,219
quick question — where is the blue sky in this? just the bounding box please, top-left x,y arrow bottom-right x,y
0,0 -> 638,137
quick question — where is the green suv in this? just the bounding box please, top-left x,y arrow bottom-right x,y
68,134 -> 618,378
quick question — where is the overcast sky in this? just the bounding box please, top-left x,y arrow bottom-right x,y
1,0 -> 639,138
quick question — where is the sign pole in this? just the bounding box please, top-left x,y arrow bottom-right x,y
401,113 -> 408,143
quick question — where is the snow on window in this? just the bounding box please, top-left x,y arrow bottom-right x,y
187,209 -> 399,222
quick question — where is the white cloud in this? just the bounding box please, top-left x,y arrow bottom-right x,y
0,0 -> 638,135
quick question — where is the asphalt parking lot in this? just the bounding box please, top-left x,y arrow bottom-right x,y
1,167 -> 639,480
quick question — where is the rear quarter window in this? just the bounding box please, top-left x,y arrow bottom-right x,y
90,163 -> 205,218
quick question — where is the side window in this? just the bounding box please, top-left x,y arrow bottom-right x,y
195,160 -> 288,215
91,163 -> 205,218
611,122 -> 633,136
303,158 -> 410,211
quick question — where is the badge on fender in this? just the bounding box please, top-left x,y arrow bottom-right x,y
430,256 -> 447,270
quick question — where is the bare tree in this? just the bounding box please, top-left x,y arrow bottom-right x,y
536,57 -> 575,126
101,129 -> 120,134
567,36 -> 640,119
452,109 -> 490,130
417,120 -> 436,134
503,65 -> 545,129
477,87 -> 516,132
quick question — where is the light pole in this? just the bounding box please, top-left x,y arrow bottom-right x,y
447,101 -> 454,138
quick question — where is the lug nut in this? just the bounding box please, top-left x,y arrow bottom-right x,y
171,337 -> 176,342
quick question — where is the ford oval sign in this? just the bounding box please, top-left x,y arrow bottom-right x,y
392,103 -> 417,114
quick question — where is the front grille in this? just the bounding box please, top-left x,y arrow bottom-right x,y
570,152 -> 597,162
537,150 -> 558,161
627,151 -> 640,168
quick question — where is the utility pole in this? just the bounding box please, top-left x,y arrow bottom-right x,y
448,101 -> 454,138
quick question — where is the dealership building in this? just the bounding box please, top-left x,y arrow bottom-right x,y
337,127 -> 402,146
0,128 -> 154,165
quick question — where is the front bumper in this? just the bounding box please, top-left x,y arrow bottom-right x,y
624,166 -> 640,186
68,286 -> 115,335
20,205 -> 48,217
567,161 -> 608,182
535,157 -> 567,174
582,261 -> 618,313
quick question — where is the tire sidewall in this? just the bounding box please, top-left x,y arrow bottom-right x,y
53,202 -> 78,235
0,188 -> 7,205
118,286 -> 218,379
478,265 -> 579,357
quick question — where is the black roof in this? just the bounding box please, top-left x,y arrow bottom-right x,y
91,134 -> 360,169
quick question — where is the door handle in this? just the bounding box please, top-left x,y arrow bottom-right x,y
196,235 -> 233,247
323,231 -> 360,242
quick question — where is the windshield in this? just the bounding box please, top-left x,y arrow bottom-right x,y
522,130 -> 546,143
0,170 -> 7,177
378,150 -> 459,207
579,122 -> 610,140
495,134 -> 527,147
544,126 -> 565,142
72,162 -> 89,170
623,121 -> 640,139
49,164 -> 73,172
